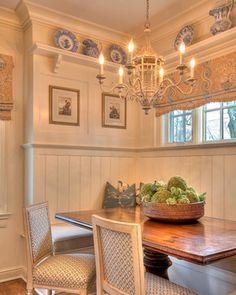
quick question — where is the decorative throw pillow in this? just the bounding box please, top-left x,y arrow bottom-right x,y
102,181 -> 136,209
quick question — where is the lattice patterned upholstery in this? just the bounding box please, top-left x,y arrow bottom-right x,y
33,253 -> 95,289
26,203 -> 53,264
25,202 -> 96,294
100,227 -> 135,294
145,272 -> 197,295
93,215 -> 198,295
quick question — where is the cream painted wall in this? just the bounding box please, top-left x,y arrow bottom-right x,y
30,55 -> 140,148
0,11 -> 25,281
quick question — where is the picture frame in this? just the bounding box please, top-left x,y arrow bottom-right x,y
49,85 -> 80,126
102,92 -> 127,129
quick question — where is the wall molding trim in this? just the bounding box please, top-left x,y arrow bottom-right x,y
0,267 -> 26,283
22,141 -> 236,155
0,7 -> 22,31
22,143 -> 139,153
0,213 -> 11,228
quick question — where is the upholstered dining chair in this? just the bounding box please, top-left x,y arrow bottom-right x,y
24,202 -> 96,295
92,214 -> 198,295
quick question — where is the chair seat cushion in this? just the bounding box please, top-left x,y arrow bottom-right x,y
145,272 -> 197,295
51,223 -> 94,253
33,253 -> 95,289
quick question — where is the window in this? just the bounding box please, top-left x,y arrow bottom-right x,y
203,101 -> 236,141
165,100 -> 236,145
168,110 -> 193,143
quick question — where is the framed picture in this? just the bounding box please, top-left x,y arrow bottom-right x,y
49,85 -> 80,126
102,92 -> 126,129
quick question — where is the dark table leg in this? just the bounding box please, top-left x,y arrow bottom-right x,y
143,248 -> 172,280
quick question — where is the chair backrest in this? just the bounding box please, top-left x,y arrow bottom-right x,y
24,202 -> 53,265
92,214 -> 145,295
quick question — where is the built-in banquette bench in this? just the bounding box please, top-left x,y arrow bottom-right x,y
51,223 -> 94,254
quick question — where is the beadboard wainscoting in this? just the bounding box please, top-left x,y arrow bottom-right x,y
137,145 -> 236,221
25,145 -> 137,221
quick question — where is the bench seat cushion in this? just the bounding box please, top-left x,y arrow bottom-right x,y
51,223 -> 94,254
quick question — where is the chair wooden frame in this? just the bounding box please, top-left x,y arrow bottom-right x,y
24,202 -> 90,295
92,214 -> 145,295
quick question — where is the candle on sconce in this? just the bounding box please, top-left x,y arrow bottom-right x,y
179,42 -> 186,65
119,66 -> 124,84
99,53 -> 104,75
190,58 -> 196,78
128,39 -> 134,63
159,67 -> 164,85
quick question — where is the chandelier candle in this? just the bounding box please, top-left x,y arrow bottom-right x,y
119,66 -> 124,84
96,0 -> 197,114
128,39 -> 134,63
99,53 -> 104,75
159,67 -> 164,85
179,42 -> 186,65
190,58 -> 196,78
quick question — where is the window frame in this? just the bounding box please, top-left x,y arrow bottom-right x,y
202,102 -> 236,142
162,101 -> 236,147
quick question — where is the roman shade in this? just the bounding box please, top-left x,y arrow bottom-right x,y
0,54 -> 13,120
155,51 -> 236,116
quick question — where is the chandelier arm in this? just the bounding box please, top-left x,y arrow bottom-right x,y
156,82 -> 194,98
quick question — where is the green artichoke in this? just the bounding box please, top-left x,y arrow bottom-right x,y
151,188 -> 171,203
167,176 -> 187,191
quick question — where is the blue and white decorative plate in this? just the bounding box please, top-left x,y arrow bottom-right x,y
174,25 -> 194,50
108,44 -> 127,65
82,39 -> 100,58
54,29 -> 78,52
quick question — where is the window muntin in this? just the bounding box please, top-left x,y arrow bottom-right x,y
203,101 -> 236,141
168,110 -> 193,143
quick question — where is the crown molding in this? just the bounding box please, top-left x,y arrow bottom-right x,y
164,27 -> 236,73
16,0 -> 130,46
135,0 -> 213,55
0,6 -> 22,31
135,0 -> 212,39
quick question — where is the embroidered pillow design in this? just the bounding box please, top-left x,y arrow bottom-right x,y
102,182 -> 136,209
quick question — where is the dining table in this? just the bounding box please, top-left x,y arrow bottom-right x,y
55,206 -> 236,279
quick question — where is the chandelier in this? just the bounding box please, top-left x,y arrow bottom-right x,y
96,0 -> 196,114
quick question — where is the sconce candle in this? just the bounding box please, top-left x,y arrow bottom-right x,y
99,53 -> 105,75
179,42 -> 186,65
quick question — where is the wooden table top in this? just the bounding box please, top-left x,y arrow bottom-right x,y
55,206 -> 236,265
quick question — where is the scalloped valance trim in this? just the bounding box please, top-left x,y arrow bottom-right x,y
156,51 -> 236,116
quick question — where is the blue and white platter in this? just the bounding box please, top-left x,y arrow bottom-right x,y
174,25 -> 194,50
54,29 -> 78,52
82,39 -> 100,58
108,44 -> 127,65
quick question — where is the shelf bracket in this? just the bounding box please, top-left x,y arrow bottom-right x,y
54,54 -> 62,73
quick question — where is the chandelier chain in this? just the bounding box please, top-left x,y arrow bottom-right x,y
146,0 -> 149,22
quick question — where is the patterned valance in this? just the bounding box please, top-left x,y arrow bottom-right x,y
155,51 -> 236,116
0,54 -> 13,120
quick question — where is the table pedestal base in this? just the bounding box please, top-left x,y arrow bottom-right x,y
144,248 -> 172,280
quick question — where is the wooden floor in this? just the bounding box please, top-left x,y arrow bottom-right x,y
0,279 -> 28,295
0,279 -> 94,295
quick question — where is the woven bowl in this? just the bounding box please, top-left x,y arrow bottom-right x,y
143,201 -> 204,223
